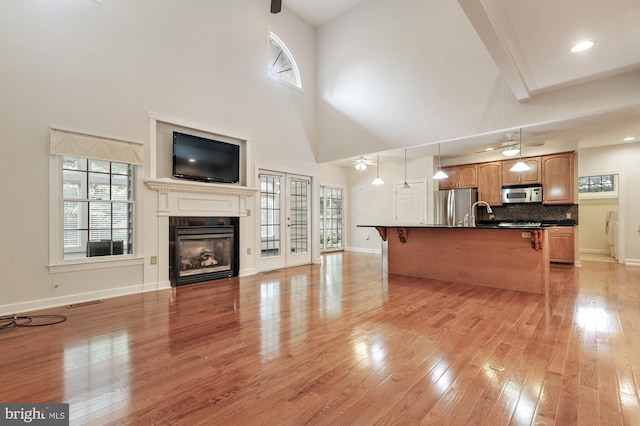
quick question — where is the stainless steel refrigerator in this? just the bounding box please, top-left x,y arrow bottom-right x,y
435,188 -> 478,226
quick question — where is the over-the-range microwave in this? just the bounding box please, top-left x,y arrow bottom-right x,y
501,186 -> 542,203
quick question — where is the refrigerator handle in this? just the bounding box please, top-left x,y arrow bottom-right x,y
448,190 -> 454,226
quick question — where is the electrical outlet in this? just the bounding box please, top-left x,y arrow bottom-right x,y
247,248 -> 252,255
247,209 -> 251,216
522,232 -> 531,238
150,256 -> 157,265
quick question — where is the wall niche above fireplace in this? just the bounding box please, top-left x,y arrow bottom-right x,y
169,217 -> 240,286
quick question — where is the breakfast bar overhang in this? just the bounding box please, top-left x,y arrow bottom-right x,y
361,225 -> 550,295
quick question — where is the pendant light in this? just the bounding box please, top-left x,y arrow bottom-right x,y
371,153 -> 384,185
509,129 -> 531,172
402,149 -> 411,189
432,143 -> 448,180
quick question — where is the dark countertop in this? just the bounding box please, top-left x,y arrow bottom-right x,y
358,219 -> 577,230
478,219 -> 577,227
357,224 -> 549,230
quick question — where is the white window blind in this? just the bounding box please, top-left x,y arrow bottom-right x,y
50,128 -> 144,165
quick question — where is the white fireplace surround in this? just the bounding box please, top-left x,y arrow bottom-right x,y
145,112 -> 258,288
145,178 -> 257,288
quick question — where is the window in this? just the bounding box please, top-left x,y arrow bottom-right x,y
578,175 -> 615,193
268,32 -> 302,89
62,156 -> 134,259
578,174 -> 618,199
320,186 -> 344,252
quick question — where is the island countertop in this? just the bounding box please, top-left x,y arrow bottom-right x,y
361,225 -> 550,294
358,223 -> 551,230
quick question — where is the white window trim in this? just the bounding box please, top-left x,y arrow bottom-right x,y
268,31 -> 303,91
49,149 -> 142,273
578,173 -> 619,199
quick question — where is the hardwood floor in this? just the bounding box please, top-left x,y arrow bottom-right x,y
2,252 -> 639,425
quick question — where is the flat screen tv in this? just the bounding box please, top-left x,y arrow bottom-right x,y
172,132 -> 240,183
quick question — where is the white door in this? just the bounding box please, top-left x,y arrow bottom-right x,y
258,171 -> 312,271
396,181 -> 426,225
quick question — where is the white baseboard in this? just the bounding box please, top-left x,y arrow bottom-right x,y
579,248 -> 610,255
239,268 -> 257,277
624,259 -> 640,267
0,283 -> 151,316
345,247 -> 382,254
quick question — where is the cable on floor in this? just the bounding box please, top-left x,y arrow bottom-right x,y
0,314 -> 67,332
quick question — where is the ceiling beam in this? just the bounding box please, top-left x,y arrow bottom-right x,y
457,0 -> 531,101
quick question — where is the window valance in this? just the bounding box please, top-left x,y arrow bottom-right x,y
50,128 -> 144,165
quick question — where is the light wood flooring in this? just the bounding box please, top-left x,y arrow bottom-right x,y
1,252 -> 640,425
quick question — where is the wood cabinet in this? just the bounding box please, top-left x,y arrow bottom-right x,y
439,164 -> 478,190
542,152 -> 575,204
502,157 -> 541,185
548,226 -> 575,264
477,161 -> 502,205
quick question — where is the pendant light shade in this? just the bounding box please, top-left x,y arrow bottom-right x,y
432,143 -> 448,180
509,129 -> 531,172
372,153 -> 384,185
402,149 -> 411,188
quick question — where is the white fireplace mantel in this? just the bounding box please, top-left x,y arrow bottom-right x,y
144,177 -> 258,218
144,177 -> 257,198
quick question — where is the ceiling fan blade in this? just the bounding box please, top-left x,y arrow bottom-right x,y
475,146 -> 500,154
271,0 -> 282,14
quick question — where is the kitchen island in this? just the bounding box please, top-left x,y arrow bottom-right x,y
361,225 -> 550,294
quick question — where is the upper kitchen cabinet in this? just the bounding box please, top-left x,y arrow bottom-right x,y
502,157 -> 541,185
439,164 -> 478,190
477,161 -> 502,205
542,152 -> 576,204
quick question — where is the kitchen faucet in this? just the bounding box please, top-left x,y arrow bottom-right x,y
470,201 -> 493,227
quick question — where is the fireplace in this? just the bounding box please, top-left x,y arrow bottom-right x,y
169,217 -> 239,286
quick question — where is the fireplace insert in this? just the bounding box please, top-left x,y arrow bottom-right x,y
171,218 -> 239,286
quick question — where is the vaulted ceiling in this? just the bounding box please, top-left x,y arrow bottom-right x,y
283,0 -> 640,162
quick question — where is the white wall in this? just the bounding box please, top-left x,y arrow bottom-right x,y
0,0 -> 317,312
579,142 -> 640,265
315,0 -> 640,162
579,199 -> 618,254
343,154 -> 436,252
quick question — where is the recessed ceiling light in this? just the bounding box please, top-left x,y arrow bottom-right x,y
571,40 -> 594,53
623,136 -> 636,142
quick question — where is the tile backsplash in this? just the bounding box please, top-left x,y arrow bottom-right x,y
478,204 -> 578,224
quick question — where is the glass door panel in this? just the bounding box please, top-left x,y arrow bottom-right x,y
320,186 -> 343,252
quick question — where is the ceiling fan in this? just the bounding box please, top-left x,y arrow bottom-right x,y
271,0 -> 282,14
475,132 -> 545,156
353,156 -> 377,171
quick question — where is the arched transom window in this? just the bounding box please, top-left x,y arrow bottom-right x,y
268,32 -> 302,89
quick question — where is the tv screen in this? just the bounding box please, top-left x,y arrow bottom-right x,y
172,132 -> 240,183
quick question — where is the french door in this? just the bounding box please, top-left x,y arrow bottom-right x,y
258,171 -> 312,271
320,186 -> 344,252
